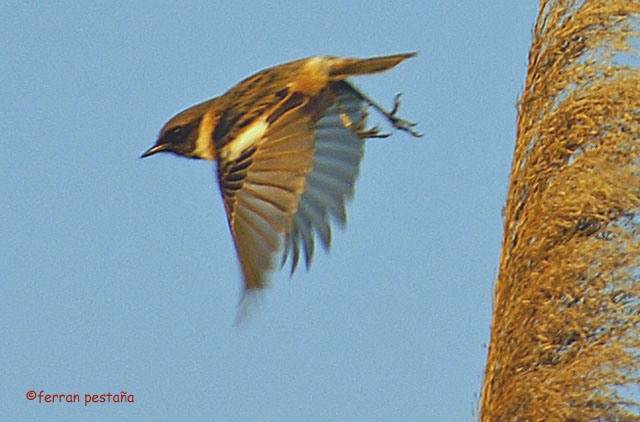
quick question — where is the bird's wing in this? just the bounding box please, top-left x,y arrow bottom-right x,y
218,82 -> 365,293
218,92 -> 315,292
281,81 -> 365,274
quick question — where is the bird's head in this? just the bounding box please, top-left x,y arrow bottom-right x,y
141,99 -> 217,161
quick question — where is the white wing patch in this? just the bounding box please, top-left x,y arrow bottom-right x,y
221,118 -> 269,161
281,84 -> 366,273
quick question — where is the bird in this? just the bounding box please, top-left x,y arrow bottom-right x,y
141,52 -> 421,299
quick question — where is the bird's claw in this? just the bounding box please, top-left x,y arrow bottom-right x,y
383,93 -> 423,137
358,125 -> 391,138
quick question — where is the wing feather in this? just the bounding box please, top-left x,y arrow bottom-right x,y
282,82 -> 366,273
218,94 -> 315,291
219,81 -> 367,291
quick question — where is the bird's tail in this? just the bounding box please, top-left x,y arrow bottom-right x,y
328,52 -> 417,79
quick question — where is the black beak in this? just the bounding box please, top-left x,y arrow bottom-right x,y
140,144 -> 167,158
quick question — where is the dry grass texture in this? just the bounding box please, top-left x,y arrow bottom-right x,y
480,1 -> 640,420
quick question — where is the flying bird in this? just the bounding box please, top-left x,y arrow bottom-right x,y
141,52 -> 420,297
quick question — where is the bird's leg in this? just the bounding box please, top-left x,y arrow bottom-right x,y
334,93 -> 391,139
349,86 -> 423,138
355,107 -> 390,139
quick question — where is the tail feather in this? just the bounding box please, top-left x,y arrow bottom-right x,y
328,52 -> 417,79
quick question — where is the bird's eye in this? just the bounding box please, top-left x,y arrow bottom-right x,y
170,126 -> 183,138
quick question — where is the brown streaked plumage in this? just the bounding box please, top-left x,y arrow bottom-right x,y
141,52 -> 421,296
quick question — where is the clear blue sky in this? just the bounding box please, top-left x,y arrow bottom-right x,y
2,2 -> 538,421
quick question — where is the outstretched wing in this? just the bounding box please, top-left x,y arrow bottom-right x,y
218,82 -> 366,293
281,81 -> 366,273
218,92 -> 315,291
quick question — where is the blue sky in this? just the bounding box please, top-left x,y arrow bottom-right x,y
2,2 -> 538,420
